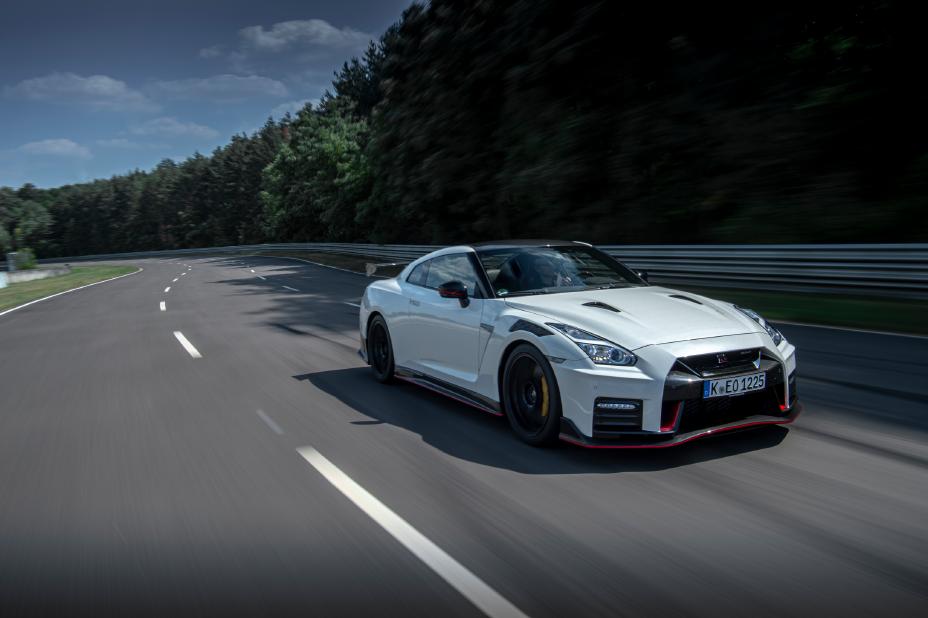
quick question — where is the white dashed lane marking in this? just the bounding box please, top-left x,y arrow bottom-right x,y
173,331 -> 202,359
297,447 -> 529,618
256,409 -> 284,435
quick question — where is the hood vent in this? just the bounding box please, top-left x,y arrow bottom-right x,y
583,301 -> 621,312
669,294 -> 702,305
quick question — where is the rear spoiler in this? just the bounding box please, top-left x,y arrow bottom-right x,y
365,261 -> 408,277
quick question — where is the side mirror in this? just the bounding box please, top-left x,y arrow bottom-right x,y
636,270 -> 649,282
438,280 -> 470,307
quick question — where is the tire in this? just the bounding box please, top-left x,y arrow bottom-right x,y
367,315 -> 395,383
501,344 -> 562,446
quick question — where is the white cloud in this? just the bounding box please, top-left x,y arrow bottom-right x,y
149,74 -> 288,101
240,19 -> 371,52
95,138 -> 170,150
6,73 -> 158,112
130,117 -> 220,139
19,139 -> 91,159
270,99 -> 313,118
198,45 -> 225,59
95,138 -> 138,148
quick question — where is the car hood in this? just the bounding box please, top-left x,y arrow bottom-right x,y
504,286 -> 760,350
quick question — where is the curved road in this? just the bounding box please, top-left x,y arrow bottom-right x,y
0,256 -> 926,616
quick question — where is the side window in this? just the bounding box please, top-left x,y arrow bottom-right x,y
406,260 -> 430,287
425,254 -> 479,296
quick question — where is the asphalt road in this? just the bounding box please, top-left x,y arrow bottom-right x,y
0,255 -> 925,617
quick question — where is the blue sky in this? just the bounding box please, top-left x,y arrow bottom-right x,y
0,0 -> 412,188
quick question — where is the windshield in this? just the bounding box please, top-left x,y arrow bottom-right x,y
476,246 -> 646,297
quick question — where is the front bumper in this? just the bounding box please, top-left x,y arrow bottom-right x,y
552,333 -> 799,448
559,404 -> 800,448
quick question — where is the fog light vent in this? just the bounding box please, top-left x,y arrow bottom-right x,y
596,400 -> 639,411
593,398 -> 643,436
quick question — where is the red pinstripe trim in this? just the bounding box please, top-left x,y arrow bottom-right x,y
560,414 -> 798,449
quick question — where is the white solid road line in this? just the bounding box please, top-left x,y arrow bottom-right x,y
774,319 -> 928,340
343,302 -> 361,308
0,268 -> 143,319
256,409 -> 284,435
258,275 -> 266,280
297,447 -> 528,618
240,253 -> 372,277
159,301 -> 166,312
173,331 -> 202,358
164,286 -> 171,293
282,285 -> 299,292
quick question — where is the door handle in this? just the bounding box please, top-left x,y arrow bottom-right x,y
410,299 -> 421,307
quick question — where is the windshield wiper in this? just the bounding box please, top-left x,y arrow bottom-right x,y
592,282 -> 630,290
502,290 -> 548,297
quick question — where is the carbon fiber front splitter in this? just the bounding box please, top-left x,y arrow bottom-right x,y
559,404 -> 802,449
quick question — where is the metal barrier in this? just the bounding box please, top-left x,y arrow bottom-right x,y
21,242 -> 928,299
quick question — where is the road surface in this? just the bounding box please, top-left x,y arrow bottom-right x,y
0,255 -> 925,616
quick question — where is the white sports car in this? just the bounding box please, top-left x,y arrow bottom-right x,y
358,240 -> 800,448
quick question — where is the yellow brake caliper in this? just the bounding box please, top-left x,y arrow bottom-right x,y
540,375 -> 549,417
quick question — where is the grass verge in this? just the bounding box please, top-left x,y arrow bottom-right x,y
678,286 -> 926,336
241,250 -> 926,336
0,265 -> 138,313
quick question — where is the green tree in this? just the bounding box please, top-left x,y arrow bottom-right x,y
262,101 -> 371,242
0,187 -> 52,253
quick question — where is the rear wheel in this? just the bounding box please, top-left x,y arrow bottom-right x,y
367,315 -> 395,383
501,344 -> 561,446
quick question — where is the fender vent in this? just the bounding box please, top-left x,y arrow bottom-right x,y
582,301 -> 621,312
509,319 -> 552,337
669,294 -> 702,305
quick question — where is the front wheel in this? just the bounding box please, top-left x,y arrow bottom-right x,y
501,344 -> 562,446
367,315 -> 395,383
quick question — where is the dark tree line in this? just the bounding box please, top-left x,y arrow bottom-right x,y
2,1 -> 925,260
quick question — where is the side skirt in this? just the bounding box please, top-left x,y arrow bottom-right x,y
395,366 -> 503,417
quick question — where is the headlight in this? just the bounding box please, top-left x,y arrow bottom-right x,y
734,306 -> 784,345
546,323 -> 637,366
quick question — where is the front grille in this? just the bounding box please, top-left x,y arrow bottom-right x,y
678,386 -> 781,433
675,348 -> 763,377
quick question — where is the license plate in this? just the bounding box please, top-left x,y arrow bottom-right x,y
703,372 -> 766,399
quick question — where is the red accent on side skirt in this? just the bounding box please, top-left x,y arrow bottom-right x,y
396,375 -> 504,417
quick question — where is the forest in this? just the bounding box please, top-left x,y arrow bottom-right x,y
2,1 -> 925,261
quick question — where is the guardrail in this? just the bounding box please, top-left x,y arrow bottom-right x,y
13,242 -> 928,299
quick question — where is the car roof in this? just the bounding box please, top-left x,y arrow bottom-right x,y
467,239 -> 589,250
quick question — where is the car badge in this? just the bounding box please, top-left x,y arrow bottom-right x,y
716,353 -> 728,365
